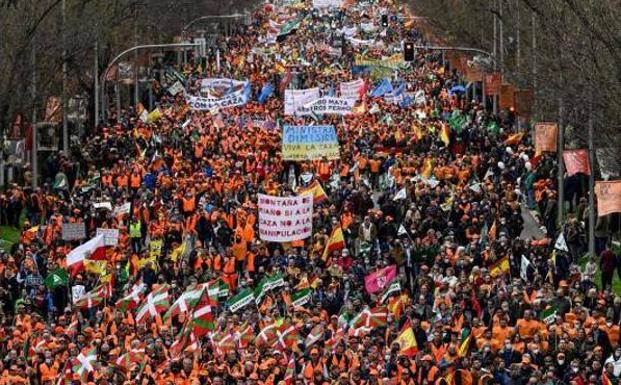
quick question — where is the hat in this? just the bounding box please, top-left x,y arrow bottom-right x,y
422,355 -> 433,361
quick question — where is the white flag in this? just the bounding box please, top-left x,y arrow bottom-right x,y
520,255 -> 531,281
393,187 -> 407,201
398,224 -> 408,236
554,233 -> 569,252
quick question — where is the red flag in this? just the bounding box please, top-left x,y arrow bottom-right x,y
364,265 -> 398,294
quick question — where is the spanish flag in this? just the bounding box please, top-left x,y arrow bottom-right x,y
602,374 -> 613,385
439,123 -> 451,146
421,158 -> 433,179
504,132 -> 524,145
489,256 -> 510,277
394,319 -> 418,356
321,227 -> 345,261
298,180 -> 328,205
412,123 -> 424,141
353,101 -> 367,115
488,220 -> 497,242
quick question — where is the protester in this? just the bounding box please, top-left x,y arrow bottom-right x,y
0,1 -> 619,385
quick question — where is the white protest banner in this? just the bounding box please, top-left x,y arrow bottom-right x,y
187,87 -> 249,111
96,228 -> 120,247
168,81 -> 185,96
72,285 -> 86,304
305,97 -> 355,115
200,78 -> 248,96
339,79 -> 364,100
113,202 -> 131,215
414,90 -> 426,105
62,223 -> 87,241
92,202 -> 112,211
258,194 -> 313,242
284,88 -> 320,116
313,0 -> 343,8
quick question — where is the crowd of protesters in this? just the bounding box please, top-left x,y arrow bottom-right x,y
0,0 -> 620,385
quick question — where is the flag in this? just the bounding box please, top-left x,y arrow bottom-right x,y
298,180 -> 328,204
393,187 -> 407,201
380,281 -> 401,304
370,78 -> 393,98
84,260 -> 107,276
541,305 -> 557,325
284,354 -> 296,385
44,268 -> 68,289
115,349 -> 145,371
206,278 -> 230,299
352,306 -> 388,329
228,288 -> 255,313
66,234 -> 106,276
489,256 -> 510,277
291,288 -> 312,307
191,300 -> 216,337
71,347 -> 97,381
146,108 -> 161,123
364,265 -> 398,294
487,121 -> 500,134
170,241 -> 187,263
504,132 -> 524,145
439,123 -> 451,146
258,82 -> 275,104
115,283 -> 145,313
236,322 -> 255,349
353,100 -> 367,115
321,227 -> 346,261
520,255 -> 532,281
256,322 -> 278,347
273,321 -> 300,350
255,273 -> 285,304
447,110 -> 467,133
488,220 -> 497,242
602,373 -> 613,385
305,325 -> 323,348
164,285 -> 205,321
393,81 -> 406,96
74,284 -> 110,310
554,233 -> 569,252
388,294 -> 409,319
421,158 -> 433,179
394,319 -> 418,356
135,284 -> 170,323
458,331 -> 471,357
280,67 -> 293,93
397,224 -> 408,237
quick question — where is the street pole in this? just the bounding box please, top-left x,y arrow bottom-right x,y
134,5 -> 139,107
531,12 -> 536,99
31,43 -> 38,189
557,98 -> 564,228
516,0 -> 520,74
587,86 -> 595,258
94,40 -> 99,129
62,0 -> 69,153
499,0 -> 504,78
101,43 -> 199,121
492,0 -> 498,115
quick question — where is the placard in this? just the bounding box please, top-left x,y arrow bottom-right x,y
282,125 -> 340,161
96,228 -> 120,247
563,149 -> 590,176
484,73 -> 502,96
595,181 -> 621,217
284,88 -> 320,116
258,194 -> 313,242
200,78 -> 247,96
313,0 -> 343,8
499,83 -> 515,109
305,97 -> 355,115
340,79 -> 365,99
534,122 -> 558,154
186,88 -> 249,111
62,223 -> 87,241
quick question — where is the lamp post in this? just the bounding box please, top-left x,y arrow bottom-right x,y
98,43 -> 199,124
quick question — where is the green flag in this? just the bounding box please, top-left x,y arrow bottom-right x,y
228,288 -> 255,313
44,268 -> 68,289
291,288 -> 311,307
380,281 -> 401,304
448,110 -> 467,133
541,305 -> 557,325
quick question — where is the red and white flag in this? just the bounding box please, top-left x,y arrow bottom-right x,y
66,234 -> 106,276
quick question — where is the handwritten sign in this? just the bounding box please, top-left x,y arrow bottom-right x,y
258,194 -> 313,242
62,223 -> 86,241
96,228 -> 120,247
282,125 -> 340,161
595,181 -> 621,217
534,122 -> 558,154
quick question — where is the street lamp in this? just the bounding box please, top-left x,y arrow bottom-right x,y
181,13 -> 249,37
98,43 -> 199,124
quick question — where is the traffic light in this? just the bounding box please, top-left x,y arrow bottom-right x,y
404,42 -> 414,62
381,14 -> 388,27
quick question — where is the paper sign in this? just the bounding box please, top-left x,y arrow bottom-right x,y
595,181 -> 621,217
93,202 -> 112,211
96,228 -> 120,247
284,88 -> 320,116
313,0 -> 343,8
282,125 -> 340,161
305,97 -> 355,115
534,122 -> 558,154
62,223 -> 87,241
499,83 -> 515,109
340,79 -> 365,99
484,73 -> 502,96
258,194 -> 313,242
72,285 -> 86,304
168,81 -> 185,96
563,149 -> 590,176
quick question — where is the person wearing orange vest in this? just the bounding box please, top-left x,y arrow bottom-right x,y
181,192 -> 196,217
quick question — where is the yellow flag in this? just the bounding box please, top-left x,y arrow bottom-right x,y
84,260 -> 108,276
421,158 -> 433,179
170,242 -> 186,263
